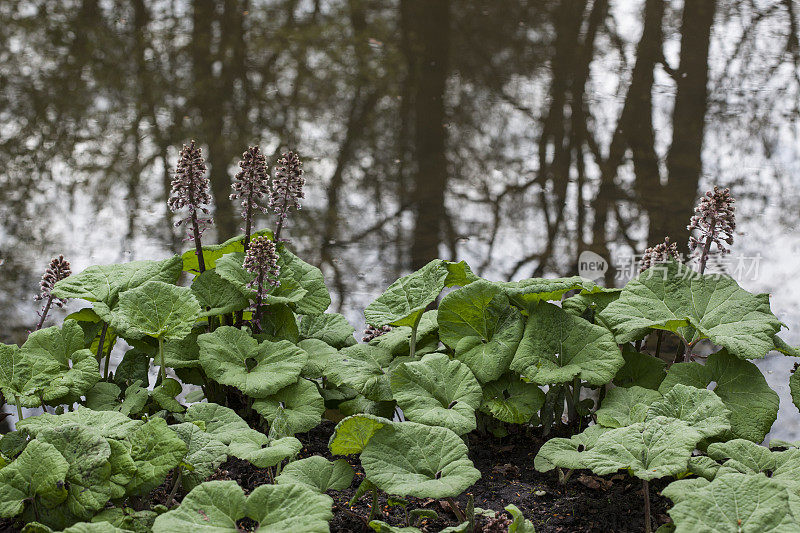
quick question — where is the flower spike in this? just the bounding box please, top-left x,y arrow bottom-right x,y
639,237 -> 681,273
230,145 -> 270,253
687,186 -> 736,274
244,236 -> 280,331
34,255 -> 71,330
270,151 -> 304,241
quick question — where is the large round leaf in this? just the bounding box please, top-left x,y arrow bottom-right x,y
109,281 -> 200,341
360,421 -> 481,498
245,482 -> 333,532
494,276 -> 601,308
197,326 -> 306,398
510,302 -> 623,386
17,407 -> 143,441
227,430 -> 301,468
0,440 -> 69,519
275,456 -> 354,492
253,379 -> 324,435
152,480 -> 246,532
124,418 -> 187,496
390,353 -> 481,435
328,414 -> 393,456
326,345 -> 394,402
480,374 -> 545,424
297,339 -> 336,379
184,403 -> 252,445
299,313 -> 357,348
438,280 -> 524,383
599,261 -> 784,359
595,386 -> 660,428
647,384 -> 731,440
368,311 -> 440,356
191,270 -> 250,318
170,423 -> 228,490
364,260 -> 449,328
534,424 -> 610,473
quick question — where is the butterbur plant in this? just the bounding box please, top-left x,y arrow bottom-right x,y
362,324 -> 392,343
639,237 -> 680,273
244,235 -> 280,330
687,185 -> 736,274
230,145 -> 270,253
168,140 -> 213,272
270,151 -> 304,241
34,255 -> 71,330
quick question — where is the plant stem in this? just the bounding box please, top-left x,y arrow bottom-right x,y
445,497 -> 466,523
190,210 -> 206,273
368,487 -> 379,521
571,376 -> 581,429
14,396 -> 23,421
158,337 -> 166,383
243,188 -> 254,255
166,468 -> 182,506
275,216 -> 285,242
655,330 -> 664,360
642,479 -> 652,533
38,392 -> 49,414
98,323 -> 110,379
698,219 -> 716,275
35,295 -> 53,331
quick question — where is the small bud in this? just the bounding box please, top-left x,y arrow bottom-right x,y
639,237 -> 681,273
362,324 -> 392,343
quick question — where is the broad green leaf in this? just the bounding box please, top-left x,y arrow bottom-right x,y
0,342 -> 45,408
152,378 -> 185,413
561,288 -> 622,319
17,407 -> 143,441
52,256 -> 182,310
495,276 -> 601,308
91,507 -> 158,532
438,280 -> 525,383
226,430 -> 301,468
252,379 -> 325,435
245,482 -> 333,532
275,456 -> 354,492
84,382 -> 123,411
161,329 -> 201,369
360,422 -> 481,498
599,261 -> 783,359
773,335 -> 799,357
510,302 -> 623,386
506,504 -> 536,533
585,417 -> 702,481
152,480 -> 245,532
326,345 -> 394,402
646,384 -> 731,440
665,473 -> 800,532
297,339 -> 337,379
109,281 -> 200,342
328,414 -> 393,455
659,350 -> 779,442
184,403 -> 251,445
791,370 -> 800,413
534,424 -> 610,472
705,439 -> 800,492
191,270 -> 250,317
62,522 -> 130,533
368,522 -> 421,533
0,440 -> 68,518
198,326 -> 306,398
368,311 -> 440,356
114,349 -> 151,386
613,346 -> 667,390
444,260 -> 479,288
688,455 -> 722,481
480,374 -> 545,424
364,260 -> 449,328
170,423 -> 228,489
124,418 -> 187,496
595,386 -> 661,428
299,313 -> 357,348
338,396 -> 397,419
390,353 -> 482,435
258,303 -> 300,343
181,228 -> 273,274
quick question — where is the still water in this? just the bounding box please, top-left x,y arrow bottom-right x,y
1,0 -> 799,438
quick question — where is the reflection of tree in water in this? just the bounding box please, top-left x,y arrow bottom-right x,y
1,0 -> 800,336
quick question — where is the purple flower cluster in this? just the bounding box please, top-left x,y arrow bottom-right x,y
34,255 -> 71,307
688,186 -> 736,264
269,151 -> 304,240
230,146 -> 270,238
639,237 -> 680,273
362,324 -> 392,342
244,236 -> 281,296
168,140 -> 213,241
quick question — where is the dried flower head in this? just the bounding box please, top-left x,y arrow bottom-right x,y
688,186 -> 736,260
168,140 -> 213,240
230,146 -> 270,224
34,255 -> 71,307
269,151 -> 304,240
362,324 -> 392,343
639,237 -> 681,273
244,236 -> 280,298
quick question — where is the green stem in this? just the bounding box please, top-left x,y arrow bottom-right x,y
38,391 -> 49,414
14,396 -> 23,422
97,322 -> 109,377
643,479 -> 652,533
445,497 -> 466,523
655,330 -> 664,360
166,468 -> 182,506
158,337 -> 166,383
368,487 -> 379,521
571,376 -> 581,429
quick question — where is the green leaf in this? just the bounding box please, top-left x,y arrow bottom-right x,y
198,326 -> 306,398
152,378 -> 185,413
191,270 -> 250,318
647,384 -> 731,440
659,350 -> 779,442
368,311 -> 440,356
438,280 -> 525,383
245,482 -> 333,532
328,414 -> 393,456
599,261 -> 783,359
338,396 -> 397,419
390,353 -> 482,435
561,289 -> 622,319
368,521 -> 422,533
152,480 -> 246,532
0,440 -> 68,518
227,430 -> 301,468
299,313 -> 356,348
124,418 -> 187,496
612,346 -> 667,390
109,281 -> 200,342
480,374 -> 545,424
275,456 -> 354,492
170,423 -> 228,490
52,256 -> 183,309
595,386 -> 660,428
495,276 -> 601,308
0,342 -> 34,407
114,349 -> 151,386
91,507 -> 158,532
665,473 -> 800,532
326,345 -> 394,402
534,424 -> 610,472
791,369 -> 800,413
444,260 -> 480,288
184,403 -> 252,445
506,504 -> 536,533
181,229 -> 273,274
161,329 -> 201,369
360,421 -> 480,498
297,339 -> 337,379
17,407 -> 143,441
258,303 -> 300,343
253,379 -> 325,435
510,302 -> 623,386
364,260 -> 449,327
